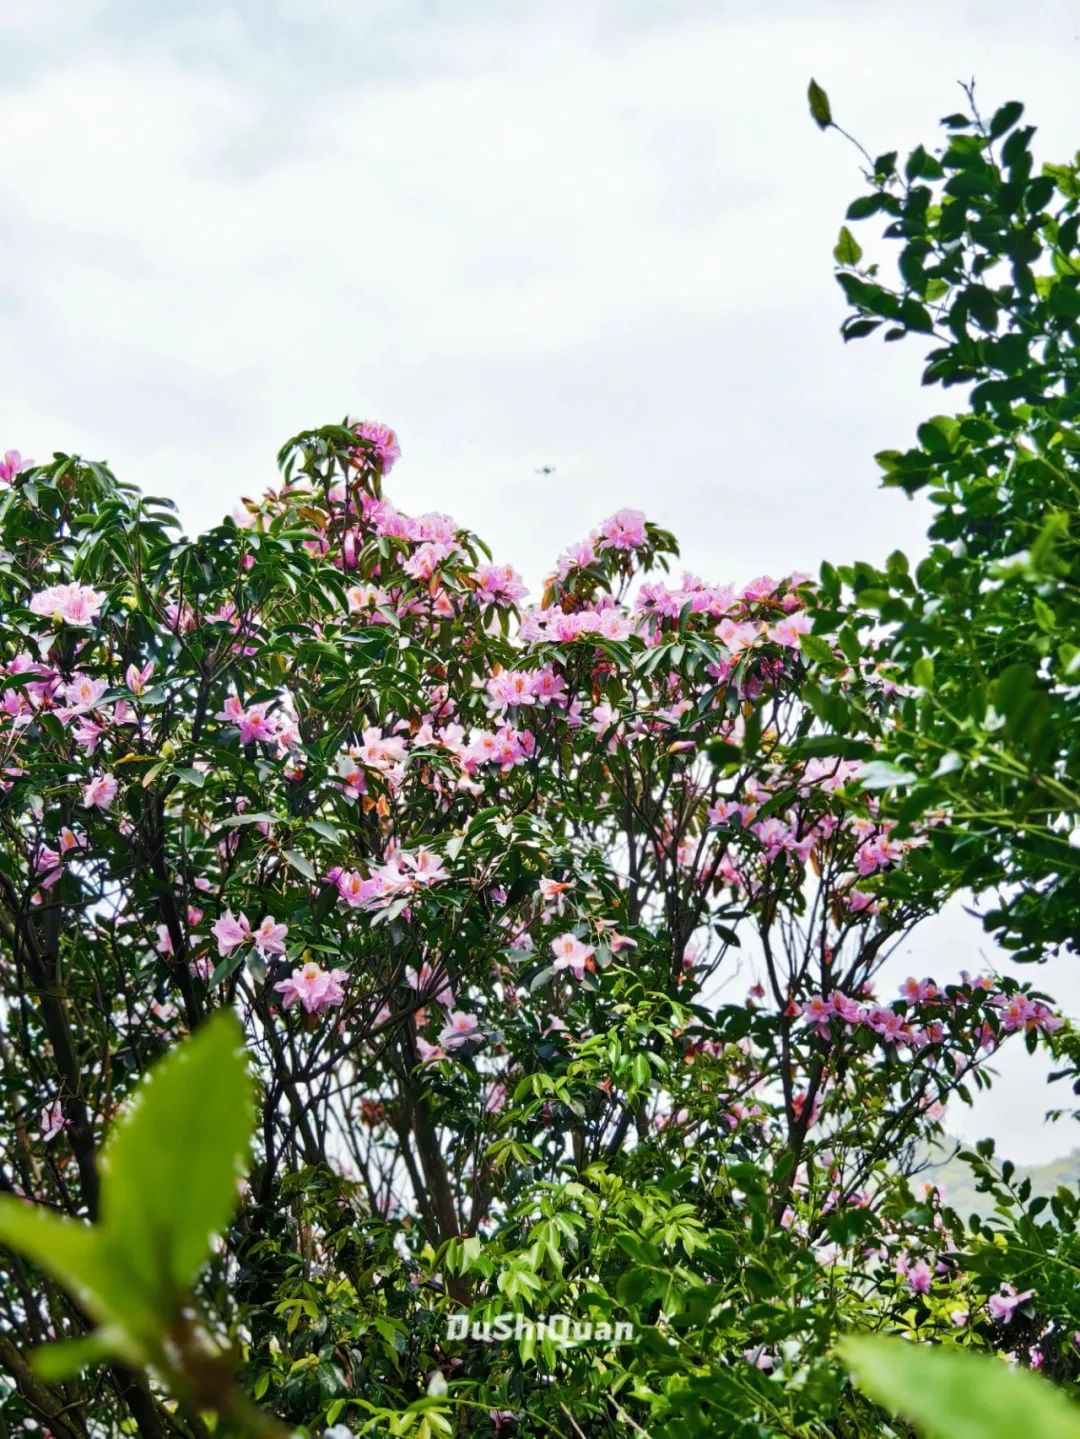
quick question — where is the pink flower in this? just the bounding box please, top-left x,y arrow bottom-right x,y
767,612 -> 811,649
275,961 -> 347,1014
29,582 -> 106,627
0,450 -> 29,484
405,962 -> 454,1009
803,994 -> 830,1025
550,933 -> 595,979
416,1037 -> 448,1064
474,564 -> 528,604
867,1006 -> 907,1044
741,575 -> 778,602
487,670 -> 537,711
211,910 -> 252,956
557,539 -> 597,575
400,848 -> 449,886
125,660 -> 155,695
252,916 -> 288,956
217,695 -> 277,744
82,773 -> 118,810
718,617 -> 762,655
743,1348 -> 775,1371
597,508 -> 647,551
900,977 -> 938,1005
352,420 -> 401,474
40,1101 -> 69,1142
438,1011 -> 482,1050
336,869 -> 380,908
906,1259 -> 933,1295
63,674 -> 108,712
403,540 -> 458,581
539,877 -> 572,902
988,1286 -> 1034,1324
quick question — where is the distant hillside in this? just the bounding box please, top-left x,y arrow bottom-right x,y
918,1143 -> 1080,1218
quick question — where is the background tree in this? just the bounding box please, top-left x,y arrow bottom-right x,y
809,85 -> 1080,968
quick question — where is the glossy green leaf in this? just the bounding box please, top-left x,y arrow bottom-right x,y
98,1011 -> 253,1307
840,1335 -> 1080,1439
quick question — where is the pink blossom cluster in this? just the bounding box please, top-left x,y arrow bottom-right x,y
518,604 -> 639,646
474,564 -> 528,605
351,420 -> 401,474
795,976 -> 1061,1051
216,696 -> 301,760
28,582 -> 106,627
275,960 -> 348,1014
485,666 -> 566,713
211,910 -> 289,958
551,509 -> 647,579
332,847 -> 449,912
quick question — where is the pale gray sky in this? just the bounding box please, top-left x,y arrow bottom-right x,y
2,0 -> 1078,1160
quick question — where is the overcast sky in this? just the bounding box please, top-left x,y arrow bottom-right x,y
3,0 -> 1078,1162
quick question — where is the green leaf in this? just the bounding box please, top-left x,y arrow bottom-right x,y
988,101 -> 1024,140
32,1329 -> 134,1382
98,1012 -> 253,1310
834,226 -> 863,266
799,633 -> 837,667
0,1201 -> 142,1341
859,759 -> 916,790
808,78 -> 832,130
839,1334 -> 1080,1439
284,849 -> 317,881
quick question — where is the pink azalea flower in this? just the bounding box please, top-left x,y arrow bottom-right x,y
400,848 -> 449,886
767,612 -> 812,648
352,420 -> 401,474
405,962 -> 454,1009
867,1006 -> 907,1044
82,773 -> 118,810
336,869 -> 378,907
125,660 -> 155,695
718,617 -> 762,655
803,994 -> 830,1025
217,695 -> 277,744
550,932 -> 595,979
34,845 -> 64,890
63,674 -> 109,713
597,508 -> 647,551
40,1100 -> 69,1142
0,449 -> 30,484
252,916 -> 288,956
29,582 -> 106,627
741,575 -> 779,602
988,1286 -> 1034,1324
474,563 -> 528,604
487,670 -> 537,711
275,961 -> 347,1014
416,1036 -> 448,1063
539,877 -> 572,902
438,1010 -> 482,1050
906,1259 -> 933,1295
900,977 -> 938,1005
211,910 -> 253,956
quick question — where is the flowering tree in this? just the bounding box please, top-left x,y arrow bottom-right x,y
0,392 -> 1072,1439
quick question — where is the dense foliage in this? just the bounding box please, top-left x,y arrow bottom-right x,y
0,92 -> 1076,1439
810,85 -> 1080,969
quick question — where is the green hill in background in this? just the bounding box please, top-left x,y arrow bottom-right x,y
918,1142 -> 1080,1218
